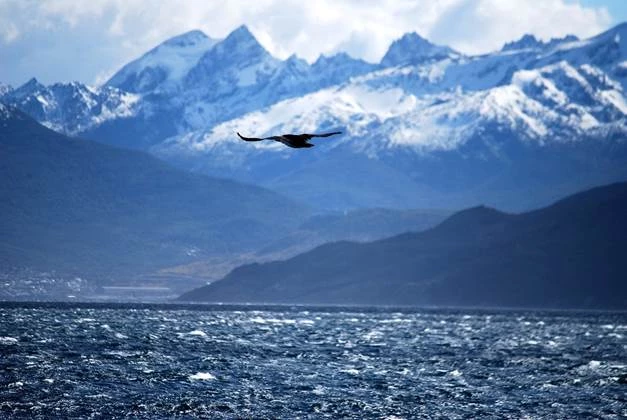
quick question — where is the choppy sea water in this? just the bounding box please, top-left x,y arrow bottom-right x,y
1,303 -> 626,419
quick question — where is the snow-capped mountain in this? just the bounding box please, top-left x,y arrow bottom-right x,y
0,25 -> 378,150
178,25 -> 377,131
2,78 -> 139,135
176,60 -> 624,153
2,23 -> 627,210
105,30 -> 220,94
381,32 -> 459,66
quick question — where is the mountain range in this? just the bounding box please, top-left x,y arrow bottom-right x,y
0,104 -> 447,298
180,182 -> 627,310
0,104 -> 305,288
3,23 -> 626,211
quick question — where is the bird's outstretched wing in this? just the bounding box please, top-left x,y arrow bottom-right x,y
237,131 -> 342,148
237,132 -> 266,142
306,131 -> 342,138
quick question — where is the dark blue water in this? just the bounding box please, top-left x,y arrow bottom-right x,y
1,303 -> 626,418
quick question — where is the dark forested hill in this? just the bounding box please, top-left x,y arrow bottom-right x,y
180,182 -> 627,309
0,105 -> 308,281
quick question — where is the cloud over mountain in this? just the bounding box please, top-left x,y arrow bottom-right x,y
0,0 -> 614,86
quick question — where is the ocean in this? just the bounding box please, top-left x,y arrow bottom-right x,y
1,303 -> 625,418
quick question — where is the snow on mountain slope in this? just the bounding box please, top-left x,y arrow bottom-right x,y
105,30 -> 220,94
4,25 -> 627,168
381,32 -> 459,67
2,25 -> 379,150
179,26 -> 378,132
155,83 -> 419,157
311,53 -> 378,86
4,23 -> 627,210
536,23 -> 627,88
184,25 -> 280,91
2,78 -> 139,135
361,25 -> 626,99
0,102 -> 11,120
159,61 -> 626,159
0,82 -> 12,97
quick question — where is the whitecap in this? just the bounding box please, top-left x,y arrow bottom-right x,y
363,330 -> 384,340
250,316 -> 266,324
43,379 -> 54,384
0,336 -> 18,345
341,368 -> 360,375
187,330 -> 207,337
189,372 -> 216,381
85,393 -> 112,399
76,318 -> 96,323
449,369 -> 463,377
379,318 -> 411,324
251,317 -> 297,325
312,385 -> 325,395
105,350 -> 138,358
587,360 -> 601,369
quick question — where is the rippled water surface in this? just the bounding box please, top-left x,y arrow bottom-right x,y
1,303 -> 626,418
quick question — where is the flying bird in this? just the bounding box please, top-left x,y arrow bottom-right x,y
237,131 -> 342,148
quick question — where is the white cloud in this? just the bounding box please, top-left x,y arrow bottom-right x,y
429,0 -> 613,54
1,22 -> 19,43
0,0 -> 616,86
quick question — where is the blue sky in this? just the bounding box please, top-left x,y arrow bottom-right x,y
0,0 -> 624,87
578,0 -> 627,21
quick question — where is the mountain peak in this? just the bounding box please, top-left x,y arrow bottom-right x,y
381,31 -> 456,67
399,32 -> 429,44
162,29 -> 210,48
21,77 -> 44,90
284,54 -> 308,68
547,34 -> 579,46
10,77 -> 47,100
502,34 -> 543,51
216,24 -> 269,57
105,29 -> 219,93
314,52 -> 358,65
501,33 -> 580,52
227,25 -> 257,43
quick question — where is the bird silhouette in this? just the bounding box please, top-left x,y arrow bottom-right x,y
237,131 -> 342,148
